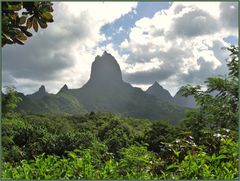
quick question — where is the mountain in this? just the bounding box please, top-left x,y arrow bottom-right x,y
145,82 -> 197,108
57,84 -> 68,94
28,85 -> 49,100
146,81 -> 174,103
70,51 -> 185,122
173,88 -> 196,108
15,51 -> 186,123
17,85 -> 86,115
89,51 -> 122,84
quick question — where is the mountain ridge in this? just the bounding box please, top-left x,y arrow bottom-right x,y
14,51 -> 195,123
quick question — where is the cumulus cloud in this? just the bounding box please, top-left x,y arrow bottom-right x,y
119,2 -> 237,95
168,9 -> 219,38
2,2 -> 137,94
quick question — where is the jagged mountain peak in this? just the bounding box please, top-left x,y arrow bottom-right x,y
146,82 -> 173,102
61,84 -> 68,90
151,81 -> 163,89
103,50 -> 109,55
38,85 -> 46,93
28,85 -> 48,100
58,84 -> 69,94
147,81 -> 167,92
89,52 -> 122,83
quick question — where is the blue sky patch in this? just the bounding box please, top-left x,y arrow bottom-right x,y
99,2 -> 171,49
223,35 -> 238,45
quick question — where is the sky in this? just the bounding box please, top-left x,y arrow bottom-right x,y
2,2 -> 238,96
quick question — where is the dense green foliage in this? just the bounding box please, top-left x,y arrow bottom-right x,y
3,136 -> 237,180
2,86 -> 22,116
2,113 -> 238,179
2,46 -> 239,179
2,2 -> 54,46
16,90 -> 87,116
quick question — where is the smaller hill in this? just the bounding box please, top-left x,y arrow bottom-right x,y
146,81 -> 174,103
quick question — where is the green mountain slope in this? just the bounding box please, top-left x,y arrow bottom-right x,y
15,52 -> 186,123
16,86 -> 86,115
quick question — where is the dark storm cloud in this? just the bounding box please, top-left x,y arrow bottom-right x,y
168,8 -> 219,39
123,67 -> 175,84
2,3 -> 91,82
180,58 -> 217,84
220,2 -> 238,30
3,46 -> 73,81
123,47 -> 193,84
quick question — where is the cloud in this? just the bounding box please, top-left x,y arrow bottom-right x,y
3,46 -> 74,81
2,2 -> 137,94
60,2 -> 137,25
118,2 -> 237,95
168,9 -> 219,38
123,68 -> 174,84
220,2 -> 238,30
2,2 -> 237,96
2,71 -> 16,85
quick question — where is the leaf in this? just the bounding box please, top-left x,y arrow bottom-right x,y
167,164 -> 178,171
33,17 -> 38,32
48,6 -> 54,12
8,4 -> 22,11
68,152 -> 77,159
2,34 -> 14,46
19,16 -> 27,25
14,38 -> 24,45
38,19 -> 48,29
10,14 -> 17,21
23,30 -> 32,37
18,26 -> 32,37
41,12 -> 53,21
216,155 -> 227,160
16,33 -> 27,41
26,17 -> 33,29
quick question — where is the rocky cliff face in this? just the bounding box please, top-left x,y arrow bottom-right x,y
89,51 -> 122,84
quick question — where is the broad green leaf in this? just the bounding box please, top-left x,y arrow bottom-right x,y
16,33 -> 27,41
19,16 -> 27,25
166,164 -> 177,170
216,155 -> 227,160
41,12 -> 53,21
33,17 -> 38,32
22,30 -> 32,37
26,17 -> 33,29
38,19 -> 48,29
